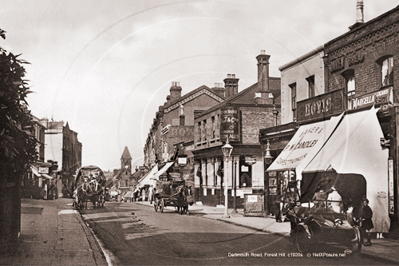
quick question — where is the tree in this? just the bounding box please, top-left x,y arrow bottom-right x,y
0,28 -> 37,253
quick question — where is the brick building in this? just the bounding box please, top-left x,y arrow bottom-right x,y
40,119 -> 82,197
192,51 -> 281,207
262,2 -> 399,233
142,82 -> 224,185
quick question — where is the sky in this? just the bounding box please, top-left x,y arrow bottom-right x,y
1,0 -> 397,171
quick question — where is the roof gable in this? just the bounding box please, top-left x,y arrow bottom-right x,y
164,85 -> 224,114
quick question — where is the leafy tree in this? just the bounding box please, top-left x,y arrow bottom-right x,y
0,29 -> 37,183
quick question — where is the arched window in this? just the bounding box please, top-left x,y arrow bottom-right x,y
342,69 -> 355,109
379,56 -> 394,87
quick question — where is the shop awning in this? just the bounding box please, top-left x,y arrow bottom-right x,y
31,166 -> 40,177
138,165 -> 158,187
266,113 -> 343,180
303,106 -> 390,233
152,162 -> 174,181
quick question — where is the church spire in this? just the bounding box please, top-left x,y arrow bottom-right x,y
121,146 -> 132,160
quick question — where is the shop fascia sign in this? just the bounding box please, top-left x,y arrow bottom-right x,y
349,87 -> 393,110
245,156 -> 256,165
298,90 -> 343,121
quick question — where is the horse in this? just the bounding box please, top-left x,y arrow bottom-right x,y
176,185 -> 193,215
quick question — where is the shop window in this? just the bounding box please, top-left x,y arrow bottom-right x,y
239,159 -> 252,188
197,122 -> 201,142
203,120 -> 207,141
211,116 -> 216,139
379,56 -> 394,87
342,69 -> 355,109
290,83 -> 297,121
307,75 -> 315,98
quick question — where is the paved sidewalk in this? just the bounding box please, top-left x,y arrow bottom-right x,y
0,198 -> 108,266
138,201 -> 399,265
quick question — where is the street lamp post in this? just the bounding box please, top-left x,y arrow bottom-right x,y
264,139 -> 274,217
221,139 -> 233,218
232,159 -> 238,214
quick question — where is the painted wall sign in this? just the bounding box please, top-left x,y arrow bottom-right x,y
348,51 -> 364,67
220,107 -> 240,142
330,56 -> 345,73
348,87 -> 393,110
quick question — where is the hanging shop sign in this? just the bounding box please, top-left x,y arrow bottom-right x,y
297,90 -> 343,122
348,86 -> 393,110
389,158 -> 394,215
39,167 -> 49,174
220,107 -> 240,142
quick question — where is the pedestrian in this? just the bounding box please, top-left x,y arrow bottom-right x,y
274,195 -> 284,222
360,198 -> 374,246
327,187 -> 343,213
149,186 -> 154,204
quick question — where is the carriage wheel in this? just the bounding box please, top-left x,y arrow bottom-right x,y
154,198 -> 158,212
160,199 -> 165,213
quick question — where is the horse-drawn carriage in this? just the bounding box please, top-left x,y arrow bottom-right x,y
153,180 -> 194,215
73,165 -> 106,209
288,172 -> 365,254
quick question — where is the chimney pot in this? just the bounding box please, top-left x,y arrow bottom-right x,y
261,50 -> 265,55
356,0 -> 364,23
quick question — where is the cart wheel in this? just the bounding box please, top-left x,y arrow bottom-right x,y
295,226 -> 312,253
349,240 -> 362,254
160,199 -> 164,213
154,198 -> 158,212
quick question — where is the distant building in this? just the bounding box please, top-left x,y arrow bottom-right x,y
143,83 -> 225,170
40,118 -> 82,197
114,146 -> 137,189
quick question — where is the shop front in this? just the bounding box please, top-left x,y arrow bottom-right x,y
302,107 -> 390,233
266,106 -> 391,233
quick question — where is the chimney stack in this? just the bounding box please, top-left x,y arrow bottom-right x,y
255,50 -> 273,105
212,82 -> 225,98
169,81 -> 182,101
349,0 -> 364,30
356,0 -> 364,23
224,74 -> 239,98
256,50 -> 271,92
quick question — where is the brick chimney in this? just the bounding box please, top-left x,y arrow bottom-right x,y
170,81 -> 182,101
349,0 -> 364,30
255,50 -> 273,105
224,74 -> 239,98
212,83 -> 225,98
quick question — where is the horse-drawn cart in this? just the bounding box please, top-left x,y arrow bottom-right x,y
153,180 -> 194,215
73,165 -> 106,209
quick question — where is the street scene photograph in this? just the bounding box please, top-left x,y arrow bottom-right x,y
1,0 -> 399,265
